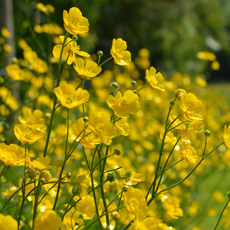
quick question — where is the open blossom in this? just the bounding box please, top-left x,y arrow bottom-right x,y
123,187 -> 148,219
110,38 -> 131,66
180,93 -> 203,121
73,58 -> 102,80
14,124 -> 46,145
222,125 -> 230,148
54,82 -> 90,109
63,7 -> 89,35
107,90 -> 140,118
88,112 -> 117,145
52,36 -> 89,65
115,118 -> 130,136
0,143 -> 29,167
180,142 -> 199,164
0,214 -> 17,230
146,66 -> 165,91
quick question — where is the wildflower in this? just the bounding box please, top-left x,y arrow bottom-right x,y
222,125 -> 230,148
36,3 -> 54,14
123,173 -> 145,186
211,60 -> 220,70
71,118 -> 100,148
6,64 -> 24,81
115,118 -> 130,136
88,112 -> 117,145
14,124 -> 46,145
30,157 -> 52,171
123,187 -> 148,219
174,88 -> 187,101
0,143 -> 28,167
110,38 -> 131,66
52,36 -> 89,65
0,87 -> 18,110
146,66 -> 165,91
0,214 -> 17,230
34,210 -> 62,230
180,143 -> 199,164
197,51 -> 216,61
1,27 -> 11,38
18,107 -> 44,127
54,82 -> 90,109
160,195 -> 183,219
77,195 -> 95,219
75,173 -> 90,197
107,90 -> 140,118
73,58 -> 102,80
180,93 -> 203,121
160,130 -> 176,144
63,7 -> 89,35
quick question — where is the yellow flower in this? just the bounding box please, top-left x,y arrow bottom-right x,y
77,195 -> 95,220
110,38 -> 131,66
123,173 -> 145,186
197,51 -> 216,61
63,7 -> 89,35
52,36 -> 89,65
34,210 -> 62,230
107,90 -> 140,118
0,214 -> 17,230
73,58 -> 102,80
6,64 -> 24,81
30,157 -> 52,171
160,195 -> 183,219
0,143 -> 28,167
180,93 -> 203,121
88,112 -> 117,145
76,172 -> 90,197
222,125 -> 230,148
180,143 -> 199,164
14,124 -> 46,145
36,3 -> 54,14
212,60 -> 220,70
1,27 -> 11,38
54,82 -> 90,109
123,187 -> 148,220
71,118 -> 100,148
160,130 -> 176,144
174,88 -> 187,101
146,67 -> 165,91
115,118 -> 130,136
18,107 -> 44,127
0,87 -> 18,110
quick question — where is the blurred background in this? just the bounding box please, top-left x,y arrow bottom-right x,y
1,0 -> 230,82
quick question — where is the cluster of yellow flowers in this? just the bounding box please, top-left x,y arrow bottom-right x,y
0,4 -> 230,230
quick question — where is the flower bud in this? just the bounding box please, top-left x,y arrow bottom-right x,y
170,101 -> 174,106
122,185 -> 129,192
111,211 -> 121,221
83,116 -> 89,122
124,170 -> 132,178
44,113 -> 51,120
39,178 -> 46,184
72,187 -> 80,196
97,51 -> 103,57
110,82 -> 119,90
131,80 -> 137,87
114,148 -> 121,156
204,130 -> 211,137
27,168 -> 38,179
75,221 -> 79,226
72,35 -> 78,41
133,90 -> 137,94
67,172 -> 72,178
107,172 -> 116,182
40,170 -> 52,182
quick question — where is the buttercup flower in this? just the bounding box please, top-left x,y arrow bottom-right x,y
174,88 -> 187,101
54,82 -> 90,109
34,210 -> 62,230
123,173 -> 145,186
30,157 -> 52,171
71,117 -> 100,148
73,58 -> 102,80
107,90 -> 140,118
88,112 -> 117,145
197,51 -> 216,61
6,64 -> 24,81
0,143 -> 28,167
52,36 -> 89,65
146,66 -> 165,91
123,187 -> 148,219
110,38 -> 131,66
115,118 -> 130,136
77,195 -> 95,219
14,124 -> 46,145
63,7 -> 89,35
180,142 -> 199,164
222,125 -> 230,148
0,214 -> 17,230
180,93 -> 203,121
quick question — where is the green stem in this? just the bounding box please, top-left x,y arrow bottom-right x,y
99,56 -> 113,67
214,198 -> 230,230
32,181 -> 41,230
136,84 -> 147,92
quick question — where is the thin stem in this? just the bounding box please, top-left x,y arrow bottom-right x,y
99,56 -> 113,67
136,84 -> 147,92
214,198 -> 230,230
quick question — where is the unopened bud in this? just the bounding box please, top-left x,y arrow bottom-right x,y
204,130 -> 211,137
124,170 -> 132,178
72,35 -> 78,41
67,172 -> 72,178
72,187 -> 80,196
170,101 -> 174,106
40,170 -> 52,182
122,185 -> 129,192
28,168 -> 38,179
114,148 -> 121,156
110,82 -> 119,90
83,116 -> 89,122
97,51 -> 103,57
39,178 -> 46,184
44,113 -> 51,120
111,211 -> 120,221
131,80 -> 137,87
107,172 -> 116,182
